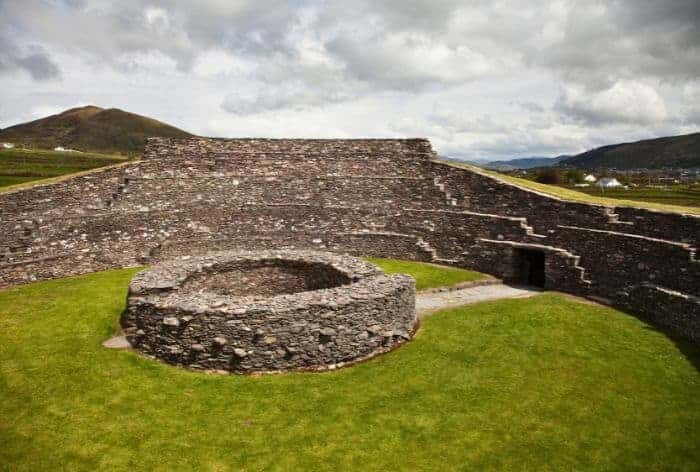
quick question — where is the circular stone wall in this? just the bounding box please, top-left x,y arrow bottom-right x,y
120,250 -> 416,373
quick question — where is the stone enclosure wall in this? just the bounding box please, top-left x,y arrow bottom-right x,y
121,250 -> 416,372
0,137 -> 697,343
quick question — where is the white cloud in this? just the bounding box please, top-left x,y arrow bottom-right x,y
557,80 -> 668,127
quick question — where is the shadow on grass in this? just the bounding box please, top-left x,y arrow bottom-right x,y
643,325 -> 700,374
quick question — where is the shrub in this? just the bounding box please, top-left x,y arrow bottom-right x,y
535,168 -> 563,184
565,169 -> 584,184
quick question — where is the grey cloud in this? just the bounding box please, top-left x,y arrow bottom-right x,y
14,51 -> 61,80
4,1 -> 698,96
427,111 -> 508,135
221,80 -> 354,115
0,0 -> 301,72
318,0 -> 464,34
529,0 -> 700,89
0,33 -> 61,81
518,102 -> 546,114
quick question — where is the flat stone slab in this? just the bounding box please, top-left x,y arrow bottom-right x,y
102,335 -> 131,349
416,284 -> 540,317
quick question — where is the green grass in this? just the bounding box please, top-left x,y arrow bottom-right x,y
440,161 -> 700,215
1,269 -> 698,471
0,175 -> 40,187
366,257 -> 489,290
0,148 -> 129,189
563,184 -> 700,208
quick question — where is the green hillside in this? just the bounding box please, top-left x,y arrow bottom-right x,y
0,106 -> 191,155
561,132 -> 700,169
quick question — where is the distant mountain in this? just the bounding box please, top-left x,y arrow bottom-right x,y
0,106 -> 192,155
560,132 -> 700,170
436,155 -> 494,167
484,155 -> 570,170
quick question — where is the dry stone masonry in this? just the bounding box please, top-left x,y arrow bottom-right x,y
0,137 -> 698,343
120,250 -> 416,372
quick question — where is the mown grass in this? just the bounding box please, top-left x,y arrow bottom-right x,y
0,148 -> 129,189
440,161 -> 700,215
1,268 -> 698,471
565,184 -> 700,208
0,175 -> 38,187
366,257 -> 489,290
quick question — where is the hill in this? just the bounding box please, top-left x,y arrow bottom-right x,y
484,155 -> 570,170
0,106 -> 191,155
560,132 -> 700,169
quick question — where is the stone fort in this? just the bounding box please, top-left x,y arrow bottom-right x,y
1,137 -> 698,342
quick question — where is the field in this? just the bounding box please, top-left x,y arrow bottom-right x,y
1,266 -> 698,471
0,148 -> 129,190
562,184 -> 700,208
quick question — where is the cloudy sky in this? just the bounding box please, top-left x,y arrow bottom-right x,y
1,0 -> 698,160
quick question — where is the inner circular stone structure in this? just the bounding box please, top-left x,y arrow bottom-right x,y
120,250 -> 417,373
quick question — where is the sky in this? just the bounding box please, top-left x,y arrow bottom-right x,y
0,0 -> 699,160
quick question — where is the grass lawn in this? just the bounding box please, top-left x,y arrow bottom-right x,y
440,161 -> 700,215
0,148 -> 129,190
366,257 -> 489,290
0,175 -> 40,187
563,184 -> 700,208
1,268 -> 698,471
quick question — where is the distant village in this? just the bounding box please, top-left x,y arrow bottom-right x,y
504,166 -> 700,189
2,142 -> 82,153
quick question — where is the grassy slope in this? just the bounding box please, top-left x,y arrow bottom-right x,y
564,184 -> 700,208
1,268 -> 698,471
0,148 -> 129,189
366,257 -> 489,290
562,132 -> 700,169
441,161 -> 700,215
0,176 -> 37,187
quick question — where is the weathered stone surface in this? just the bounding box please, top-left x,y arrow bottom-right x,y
0,137 -> 697,343
120,250 -> 417,373
102,335 -> 131,349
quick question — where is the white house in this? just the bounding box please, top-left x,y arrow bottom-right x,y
596,177 -> 622,188
53,146 -> 82,153
584,174 -> 597,182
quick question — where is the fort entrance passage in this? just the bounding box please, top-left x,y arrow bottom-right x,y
514,248 -> 546,288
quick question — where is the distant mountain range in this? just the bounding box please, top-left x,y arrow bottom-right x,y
479,132 -> 700,170
0,106 -> 191,155
484,155 -> 570,170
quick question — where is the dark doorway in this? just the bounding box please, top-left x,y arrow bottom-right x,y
514,249 -> 546,287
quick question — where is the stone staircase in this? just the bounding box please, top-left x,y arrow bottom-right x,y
415,236 -> 458,265
557,248 -> 593,286
518,219 -> 547,239
603,207 -> 634,225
